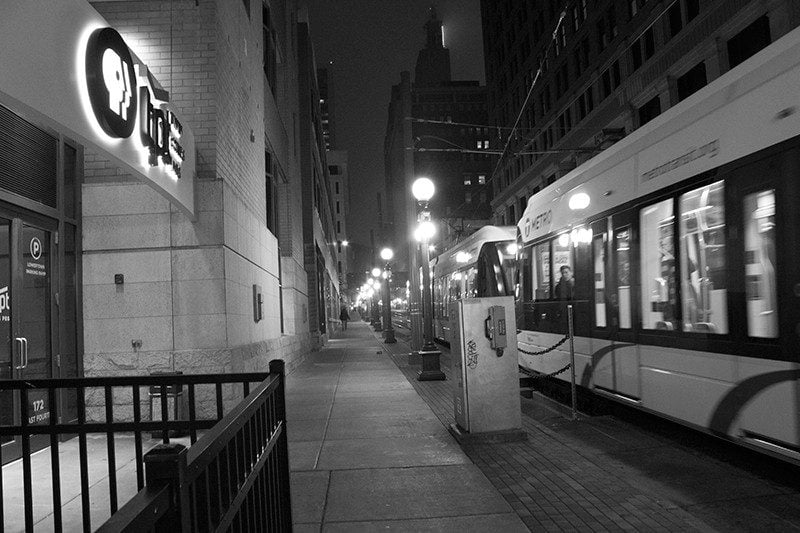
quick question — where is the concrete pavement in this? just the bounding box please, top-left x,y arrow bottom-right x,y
286,320 -> 527,531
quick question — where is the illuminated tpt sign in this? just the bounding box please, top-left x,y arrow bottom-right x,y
84,27 -> 187,180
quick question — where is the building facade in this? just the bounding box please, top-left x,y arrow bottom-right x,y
298,19 -> 342,343
0,0 -> 343,430
481,0 -> 800,225
327,150 -> 352,305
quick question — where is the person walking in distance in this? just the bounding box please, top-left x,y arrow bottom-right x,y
339,306 -> 350,331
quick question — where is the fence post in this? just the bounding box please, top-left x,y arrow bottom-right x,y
268,359 -> 293,527
143,443 -> 189,532
567,305 -> 578,421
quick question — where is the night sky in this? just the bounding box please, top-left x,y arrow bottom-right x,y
308,0 -> 485,250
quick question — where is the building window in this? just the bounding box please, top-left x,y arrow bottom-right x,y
336,201 -> 340,214
329,165 -> 341,175
597,19 -> 608,51
265,151 -> 278,233
335,181 -> 340,194
668,2 -> 683,37
629,0 -> 640,19
478,174 -> 486,184
631,40 -> 643,71
337,220 -> 341,234
556,63 -> 569,95
677,61 -> 707,102
578,87 -> 594,120
643,27 -> 655,60
727,16 -> 772,69
464,176 -> 472,186
686,0 -> 700,21
638,95 -> 661,126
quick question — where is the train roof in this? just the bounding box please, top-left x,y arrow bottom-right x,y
518,25 -> 800,245
431,225 -> 516,277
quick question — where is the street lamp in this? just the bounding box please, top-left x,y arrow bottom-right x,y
371,268 -> 383,332
380,247 -> 397,343
412,177 -> 445,381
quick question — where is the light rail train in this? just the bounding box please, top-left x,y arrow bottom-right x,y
430,225 -> 516,345
514,25 -> 800,463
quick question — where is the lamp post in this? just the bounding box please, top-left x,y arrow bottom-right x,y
366,279 -> 376,324
380,247 -> 397,343
371,268 -> 383,332
412,177 -> 445,381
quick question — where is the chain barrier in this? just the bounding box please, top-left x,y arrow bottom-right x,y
517,334 -> 569,355
520,362 -> 572,381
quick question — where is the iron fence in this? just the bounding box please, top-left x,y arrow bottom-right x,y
98,359 -> 291,531
0,364 -> 283,532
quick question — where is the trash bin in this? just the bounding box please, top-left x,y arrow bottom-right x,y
149,371 -> 185,438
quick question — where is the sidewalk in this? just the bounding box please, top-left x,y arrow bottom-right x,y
288,320 -> 800,532
286,320 -> 527,531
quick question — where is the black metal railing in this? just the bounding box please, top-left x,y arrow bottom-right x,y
99,359 -> 291,532
0,363 -> 287,532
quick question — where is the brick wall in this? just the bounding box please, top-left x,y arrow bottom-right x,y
84,0 -> 314,381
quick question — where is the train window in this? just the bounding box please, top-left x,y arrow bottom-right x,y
532,242 -> 551,300
553,234 -> 573,295
679,181 -> 728,334
435,275 -> 446,319
615,228 -> 632,329
640,199 -> 677,330
743,190 -> 778,338
465,267 -> 478,298
593,236 -> 607,327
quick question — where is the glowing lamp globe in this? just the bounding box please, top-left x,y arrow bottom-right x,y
412,177 -> 435,202
414,220 -> 436,242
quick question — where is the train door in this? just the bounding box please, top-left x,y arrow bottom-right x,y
593,210 -> 640,400
725,142 -> 799,357
0,214 -> 58,462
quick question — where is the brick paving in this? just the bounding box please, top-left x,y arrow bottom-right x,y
378,329 -> 800,532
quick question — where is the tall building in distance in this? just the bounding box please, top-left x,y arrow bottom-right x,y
481,0 -> 800,226
327,151 -> 351,303
318,67 -> 337,151
318,66 -> 352,304
384,7 -> 492,272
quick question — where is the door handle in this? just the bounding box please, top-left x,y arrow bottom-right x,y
14,337 -> 24,369
22,337 -> 28,369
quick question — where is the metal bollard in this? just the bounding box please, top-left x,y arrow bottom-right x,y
568,305 -> 577,420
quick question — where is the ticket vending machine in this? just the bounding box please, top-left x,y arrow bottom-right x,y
449,296 -> 525,443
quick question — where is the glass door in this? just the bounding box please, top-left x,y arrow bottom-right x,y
0,219 -> 12,447
1,217 -> 56,460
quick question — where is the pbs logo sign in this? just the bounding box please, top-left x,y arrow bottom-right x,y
85,28 -> 137,139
